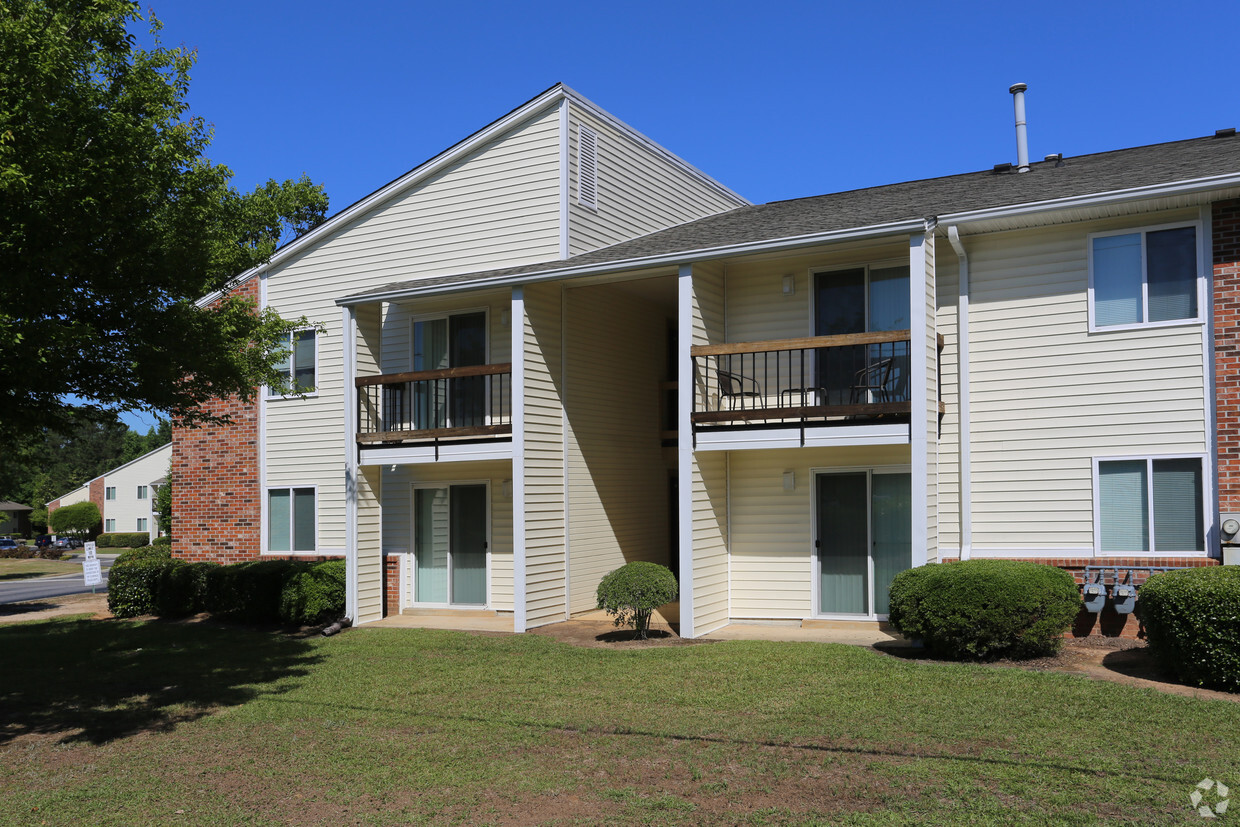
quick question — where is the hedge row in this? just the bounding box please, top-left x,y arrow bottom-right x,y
96,532 -> 152,548
107,548 -> 345,626
1140,566 -> 1240,692
888,559 -> 1081,660
0,543 -> 64,560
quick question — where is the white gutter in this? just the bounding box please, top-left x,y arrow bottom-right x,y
335,218 -> 929,305
947,226 -> 971,561
939,171 -> 1240,226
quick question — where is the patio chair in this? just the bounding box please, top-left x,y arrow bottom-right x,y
716,368 -> 762,410
848,357 -> 896,405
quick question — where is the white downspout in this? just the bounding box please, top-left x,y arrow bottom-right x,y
947,226 -> 972,561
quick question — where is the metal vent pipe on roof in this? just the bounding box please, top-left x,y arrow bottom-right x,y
1010,83 -> 1030,173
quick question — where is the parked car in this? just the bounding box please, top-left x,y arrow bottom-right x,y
34,535 -> 52,548
0,538 -> 19,553
54,537 -> 82,550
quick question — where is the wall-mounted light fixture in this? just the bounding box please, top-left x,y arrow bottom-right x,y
782,470 -> 795,492
502,479 -> 513,499
501,310 -> 511,327
782,275 -> 795,296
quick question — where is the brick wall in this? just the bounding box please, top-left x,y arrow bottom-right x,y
172,277 -> 263,564
1215,199 -> 1240,514
384,555 -> 400,616
89,478 -> 105,534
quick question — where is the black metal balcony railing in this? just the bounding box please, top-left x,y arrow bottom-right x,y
690,331 -> 920,428
356,364 -> 512,443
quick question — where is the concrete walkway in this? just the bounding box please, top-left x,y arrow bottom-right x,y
367,607 -> 913,648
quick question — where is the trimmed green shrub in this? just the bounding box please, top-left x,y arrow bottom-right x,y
114,545 -> 171,567
109,558 -> 184,618
97,532 -> 152,549
150,534 -> 172,547
596,561 -> 678,640
153,562 -> 217,618
0,544 -> 35,559
1139,566 -> 1240,692
888,560 -> 1080,660
48,501 -> 100,536
279,560 -> 346,624
205,560 -> 307,623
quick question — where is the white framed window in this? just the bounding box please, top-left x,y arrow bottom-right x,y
1088,222 -> 1203,331
105,487 -> 116,500
1094,455 -> 1206,554
267,487 -> 316,552
104,519 -> 116,533
136,518 -> 148,532
267,329 -> 317,398
136,485 -> 148,500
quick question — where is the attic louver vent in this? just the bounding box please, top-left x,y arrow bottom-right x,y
577,124 -> 598,210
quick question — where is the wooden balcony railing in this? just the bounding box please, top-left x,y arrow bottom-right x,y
690,330 -> 941,428
356,364 -> 512,444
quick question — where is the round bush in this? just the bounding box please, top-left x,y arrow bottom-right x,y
279,560 -> 346,625
1139,566 -> 1240,692
109,558 -> 184,618
114,545 -> 171,567
150,535 -> 172,547
888,560 -> 1080,660
596,561 -> 678,640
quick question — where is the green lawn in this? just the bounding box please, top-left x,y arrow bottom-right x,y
0,618 -> 1234,825
0,558 -> 78,580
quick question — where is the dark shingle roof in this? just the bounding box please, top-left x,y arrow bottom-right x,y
343,132 -> 1240,302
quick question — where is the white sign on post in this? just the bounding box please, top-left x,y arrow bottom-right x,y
82,541 -> 102,588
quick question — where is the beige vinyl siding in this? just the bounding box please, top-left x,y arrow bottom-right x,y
56,485 -> 90,508
379,461 -> 514,611
921,234 -> 939,563
102,444 -> 171,538
723,242 -> 912,344
935,255 -> 961,555
264,106 -> 562,553
522,282 -> 567,626
355,465 -> 383,623
380,290 -> 511,375
564,284 -> 671,613
566,105 -> 746,257
729,445 -> 912,619
689,261 -> 729,632
966,211 -> 1208,552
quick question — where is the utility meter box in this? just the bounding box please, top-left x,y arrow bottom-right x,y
1112,582 -> 1137,614
1082,579 -> 1106,613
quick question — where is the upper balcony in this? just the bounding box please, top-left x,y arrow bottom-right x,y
356,363 -> 512,446
690,330 -> 942,447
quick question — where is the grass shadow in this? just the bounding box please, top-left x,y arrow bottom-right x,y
0,600 -> 60,616
0,617 -> 321,746
594,628 -> 677,643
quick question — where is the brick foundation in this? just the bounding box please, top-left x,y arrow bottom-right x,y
172,277 -> 263,564
1008,557 -> 1220,638
384,555 -> 400,616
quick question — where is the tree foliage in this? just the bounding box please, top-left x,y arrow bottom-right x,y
154,464 -> 172,537
0,0 -> 329,440
48,500 -> 101,536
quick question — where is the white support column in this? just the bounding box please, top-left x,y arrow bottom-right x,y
948,226 -> 972,561
511,286 -> 527,632
676,264 -> 696,638
342,305 -> 359,621
909,233 -> 929,567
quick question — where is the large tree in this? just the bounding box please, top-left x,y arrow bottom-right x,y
0,0 -> 329,441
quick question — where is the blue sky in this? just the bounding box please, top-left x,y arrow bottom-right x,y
120,0 -> 1240,429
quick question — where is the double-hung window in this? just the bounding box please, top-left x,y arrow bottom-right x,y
105,487 -> 116,500
1096,457 -> 1204,553
104,519 -> 116,533
268,487 -> 315,552
1089,224 -> 1201,329
270,330 -> 316,396
136,518 -> 148,532
136,485 -> 148,500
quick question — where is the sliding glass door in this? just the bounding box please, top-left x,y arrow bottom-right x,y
814,265 -> 910,405
413,483 -> 488,606
816,470 -> 911,617
406,311 -> 487,431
